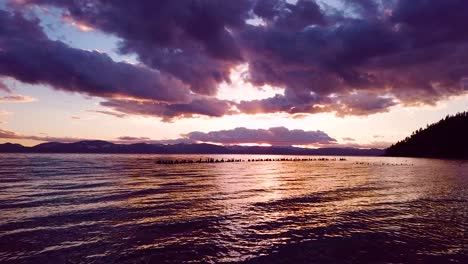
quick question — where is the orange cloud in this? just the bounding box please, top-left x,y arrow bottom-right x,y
0,95 -> 36,103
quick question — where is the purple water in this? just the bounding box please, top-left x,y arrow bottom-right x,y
0,154 -> 467,263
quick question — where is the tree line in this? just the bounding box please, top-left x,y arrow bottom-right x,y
386,112 -> 468,158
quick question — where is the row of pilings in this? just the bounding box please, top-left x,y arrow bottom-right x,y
355,162 -> 414,166
155,157 -> 348,165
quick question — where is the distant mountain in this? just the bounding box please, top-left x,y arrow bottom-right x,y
0,141 -> 384,156
386,112 -> 468,159
0,143 -> 27,152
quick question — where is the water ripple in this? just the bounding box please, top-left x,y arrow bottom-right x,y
0,154 -> 467,263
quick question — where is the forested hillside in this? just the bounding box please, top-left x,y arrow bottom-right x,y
386,112 -> 468,159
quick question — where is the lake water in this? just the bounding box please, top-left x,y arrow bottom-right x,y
0,154 -> 467,263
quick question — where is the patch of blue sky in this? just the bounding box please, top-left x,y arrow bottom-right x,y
30,5 -> 138,64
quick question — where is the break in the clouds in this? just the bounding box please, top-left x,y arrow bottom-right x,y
3,0 -> 468,119
182,127 -> 336,146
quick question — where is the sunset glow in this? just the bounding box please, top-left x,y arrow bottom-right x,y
1,1 -> 468,263
0,0 -> 467,148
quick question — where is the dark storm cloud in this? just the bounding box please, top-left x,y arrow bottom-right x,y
5,0 -> 468,118
183,126 -> 336,146
238,0 -> 468,116
100,97 -> 235,122
253,0 -> 325,29
391,0 -> 468,44
0,11 -> 191,103
14,0 -> 252,95
340,0 -> 381,18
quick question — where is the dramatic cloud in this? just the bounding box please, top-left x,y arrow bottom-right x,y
0,94 -> 36,103
238,91 -> 397,116
237,0 -> 468,115
5,0 -> 468,118
100,97 -> 236,122
332,92 -> 397,116
253,0 -> 325,30
0,10 -> 192,103
12,0 -> 252,95
182,127 -> 336,146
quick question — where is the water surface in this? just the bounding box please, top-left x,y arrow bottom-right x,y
0,154 -> 467,263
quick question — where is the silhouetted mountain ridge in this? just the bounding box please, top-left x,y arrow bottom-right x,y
0,141 -> 383,156
385,112 -> 468,159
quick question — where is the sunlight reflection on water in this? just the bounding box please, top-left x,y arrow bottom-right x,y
0,154 -> 467,263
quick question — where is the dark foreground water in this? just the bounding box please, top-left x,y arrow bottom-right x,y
0,154 -> 467,263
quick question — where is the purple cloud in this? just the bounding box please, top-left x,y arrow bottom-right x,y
238,0 -> 468,116
253,0 -> 325,30
183,127 -> 336,146
4,0 -> 468,119
0,11 -> 191,103
13,0 -> 252,95
238,91 -> 397,116
100,97 -> 235,122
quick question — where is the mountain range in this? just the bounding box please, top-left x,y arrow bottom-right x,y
0,141 -> 384,156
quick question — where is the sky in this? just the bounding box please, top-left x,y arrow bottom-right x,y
0,0 -> 467,148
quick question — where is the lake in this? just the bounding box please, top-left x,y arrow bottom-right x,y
0,154 -> 467,263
